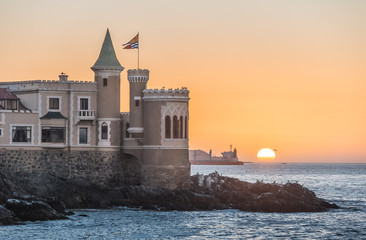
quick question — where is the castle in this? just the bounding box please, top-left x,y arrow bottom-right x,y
0,30 -> 190,190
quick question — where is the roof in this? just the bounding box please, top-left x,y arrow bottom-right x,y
0,88 -> 19,100
91,29 -> 124,71
40,112 -> 68,119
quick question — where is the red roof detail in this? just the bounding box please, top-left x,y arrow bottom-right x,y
0,88 -> 19,100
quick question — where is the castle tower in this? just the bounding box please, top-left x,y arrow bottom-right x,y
91,29 -> 124,147
127,69 -> 149,138
141,88 -> 190,190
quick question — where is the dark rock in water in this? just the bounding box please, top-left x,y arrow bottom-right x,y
0,172 -> 69,224
0,205 -> 19,225
46,197 -> 67,215
65,211 -> 75,216
5,199 -> 68,221
190,172 -> 340,212
78,214 -> 89,217
1,169 -> 339,223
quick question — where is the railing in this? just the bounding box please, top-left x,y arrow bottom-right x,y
75,110 -> 95,120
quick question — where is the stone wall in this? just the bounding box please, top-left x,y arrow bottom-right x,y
0,149 -> 141,192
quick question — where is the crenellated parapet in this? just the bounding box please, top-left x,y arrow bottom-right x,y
127,69 -> 150,83
0,79 -> 96,92
143,88 -> 189,101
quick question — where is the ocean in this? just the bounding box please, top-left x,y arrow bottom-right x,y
1,163 -> 365,239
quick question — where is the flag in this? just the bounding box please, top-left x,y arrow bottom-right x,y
123,33 -> 139,49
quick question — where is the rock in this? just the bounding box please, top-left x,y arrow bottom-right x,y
46,197 -> 67,215
5,198 -> 68,221
190,173 -> 339,213
0,205 -> 19,225
1,170 -> 339,218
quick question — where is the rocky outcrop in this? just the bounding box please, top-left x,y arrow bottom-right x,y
190,172 -> 339,212
0,172 -> 68,225
36,172 -> 338,213
1,171 -> 339,225
0,205 -> 18,225
5,198 -> 68,221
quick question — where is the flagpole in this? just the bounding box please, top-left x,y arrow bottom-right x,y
138,32 -> 140,70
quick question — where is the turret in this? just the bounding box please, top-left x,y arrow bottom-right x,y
127,69 -> 149,138
91,29 -> 124,147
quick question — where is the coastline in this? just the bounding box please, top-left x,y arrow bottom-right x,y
0,170 -> 339,225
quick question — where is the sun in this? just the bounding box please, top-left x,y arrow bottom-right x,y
257,148 -> 276,161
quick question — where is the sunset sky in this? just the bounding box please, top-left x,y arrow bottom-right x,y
1,0 -> 365,163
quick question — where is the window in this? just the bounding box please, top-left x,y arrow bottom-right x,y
125,122 -> 130,138
101,122 -> 108,140
179,116 -> 183,139
0,128 -> 3,137
165,116 -> 171,139
12,126 -> 32,143
79,127 -> 88,144
135,100 -> 139,107
6,100 -> 18,110
80,98 -> 89,110
42,127 -> 65,143
173,116 -> 179,139
103,78 -> 108,86
49,98 -> 59,110
185,116 -> 188,139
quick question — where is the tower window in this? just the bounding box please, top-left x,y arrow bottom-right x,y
185,116 -> 188,139
103,78 -> 108,86
125,122 -> 130,138
179,116 -> 183,139
135,100 -> 140,107
173,116 -> 179,139
165,116 -> 171,139
101,122 -> 108,140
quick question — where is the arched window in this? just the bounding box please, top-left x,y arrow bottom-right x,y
173,116 -> 179,139
185,116 -> 188,139
179,116 -> 183,139
101,122 -> 108,140
165,116 -> 171,138
125,122 -> 130,138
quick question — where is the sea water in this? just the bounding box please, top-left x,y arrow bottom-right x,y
1,163 -> 365,239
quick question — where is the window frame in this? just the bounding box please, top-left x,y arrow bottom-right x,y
165,116 -> 171,139
6,99 -> 18,110
78,96 -> 91,111
10,125 -> 33,144
41,126 -> 65,143
173,115 -> 179,139
101,122 -> 108,140
78,127 -> 89,145
47,96 -> 62,112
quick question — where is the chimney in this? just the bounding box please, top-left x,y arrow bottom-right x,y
59,72 -> 68,82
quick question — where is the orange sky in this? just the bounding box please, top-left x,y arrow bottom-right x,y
1,0 -> 365,163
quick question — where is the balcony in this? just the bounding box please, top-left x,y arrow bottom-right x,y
75,110 -> 95,123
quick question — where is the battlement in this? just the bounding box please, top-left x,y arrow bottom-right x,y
121,112 -> 130,116
0,79 -> 96,92
127,69 -> 150,83
0,79 -> 95,85
143,87 -> 189,101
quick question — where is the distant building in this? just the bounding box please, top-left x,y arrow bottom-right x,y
189,147 -> 243,165
0,29 -> 190,190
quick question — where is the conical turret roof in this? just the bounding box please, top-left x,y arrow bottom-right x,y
91,29 -> 124,71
